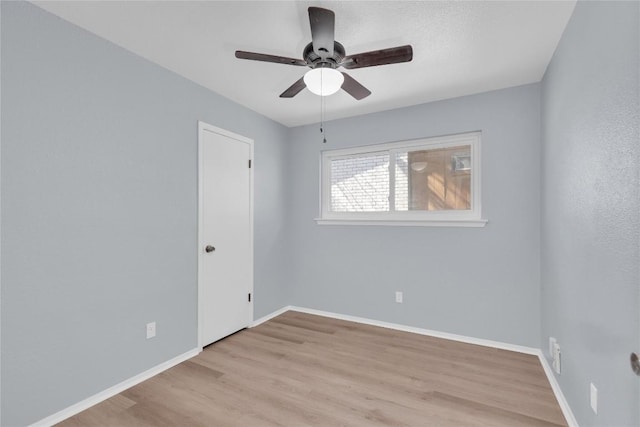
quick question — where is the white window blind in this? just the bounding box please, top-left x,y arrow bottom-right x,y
330,153 -> 389,212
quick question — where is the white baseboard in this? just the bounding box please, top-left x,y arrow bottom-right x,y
30,306 -> 578,427
288,305 -> 540,355
30,348 -> 200,427
251,305 -> 291,327
537,350 -> 579,427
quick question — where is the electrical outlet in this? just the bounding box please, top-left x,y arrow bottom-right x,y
549,337 -> 557,358
590,383 -> 598,414
146,321 -> 156,339
395,291 -> 403,303
552,342 -> 561,374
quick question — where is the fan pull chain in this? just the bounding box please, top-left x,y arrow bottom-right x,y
322,96 -> 327,143
320,69 -> 326,143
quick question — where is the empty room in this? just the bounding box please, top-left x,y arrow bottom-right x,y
1,1 -> 639,426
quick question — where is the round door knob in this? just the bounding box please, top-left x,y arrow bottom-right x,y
205,245 -> 215,253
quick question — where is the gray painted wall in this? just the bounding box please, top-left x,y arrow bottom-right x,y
0,1 -> 3,424
0,2 -> 289,425
541,1 -> 640,426
4,1 -> 638,426
288,84 -> 542,347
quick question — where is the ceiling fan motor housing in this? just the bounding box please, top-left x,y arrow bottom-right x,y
303,41 -> 345,69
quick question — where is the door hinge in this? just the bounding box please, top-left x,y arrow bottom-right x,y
248,293 -> 252,302
248,159 -> 252,168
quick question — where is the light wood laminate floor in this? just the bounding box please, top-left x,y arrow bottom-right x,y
58,311 -> 567,426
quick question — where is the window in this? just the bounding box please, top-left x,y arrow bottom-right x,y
318,132 -> 486,226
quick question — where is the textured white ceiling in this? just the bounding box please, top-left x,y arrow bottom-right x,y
32,1 -> 576,127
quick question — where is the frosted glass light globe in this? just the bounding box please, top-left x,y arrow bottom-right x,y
303,68 -> 344,96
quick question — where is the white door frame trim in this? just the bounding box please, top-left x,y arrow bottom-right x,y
197,121 -> 254,350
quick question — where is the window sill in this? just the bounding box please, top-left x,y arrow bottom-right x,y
314,218 -> 488,227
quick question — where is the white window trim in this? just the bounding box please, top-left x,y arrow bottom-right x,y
316,131 -> 488,227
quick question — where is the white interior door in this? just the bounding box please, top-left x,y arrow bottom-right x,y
198,122 -> 253,347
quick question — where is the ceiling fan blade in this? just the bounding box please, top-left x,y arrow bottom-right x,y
235,50 -> 307,66
341,72 -> 371,100
340,45 -> 413,69
279,77 -> 307,98
308,7 -> 335,58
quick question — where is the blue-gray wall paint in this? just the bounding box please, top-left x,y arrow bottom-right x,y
288,84 -> 542,347
4,0 -> 639,425
0,1 -> 3,424
541,1 -> 640,426
0,2 -> 289,425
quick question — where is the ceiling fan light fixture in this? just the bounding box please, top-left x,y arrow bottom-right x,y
304,68 -> 344,96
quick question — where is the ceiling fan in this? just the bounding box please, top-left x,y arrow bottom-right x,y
235,7 -> 413,100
